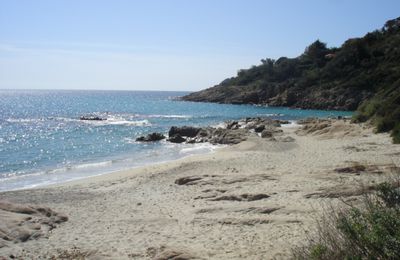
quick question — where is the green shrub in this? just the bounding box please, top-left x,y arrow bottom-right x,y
361,100 -> 380,118
391,123 -> 400,144
375,116 -> 396,133
293,180 -> 400,260
309,244 -> 328,260
337,204 -> 400,259
354,86 -> 400,142
377,181 -> 400,207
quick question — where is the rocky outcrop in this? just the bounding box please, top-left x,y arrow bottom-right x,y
207,128 -> 248,145
167,126 -> 247,145
136,132 -> 166,142
261,126 -> 283,138
135,118 -> 287,145
169,126 -> 201,138
167,117 -> 287,145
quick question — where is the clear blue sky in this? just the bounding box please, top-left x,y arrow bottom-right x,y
0,0 -> 399,91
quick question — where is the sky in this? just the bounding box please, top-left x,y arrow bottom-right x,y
0,0 -> 399,91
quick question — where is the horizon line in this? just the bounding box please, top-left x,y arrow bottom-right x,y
0,88 -> 193,92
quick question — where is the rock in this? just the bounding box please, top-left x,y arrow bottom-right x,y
243,121 -> 258,130
209,128 -> 248,145
165,118 -> 278,145
166,125 -> 249,145
254,125 -> 265,133
79,116 -> 105,121
168,134 -> 186,143
226,121 -> 239,129
261,129 -> 273,138
276,120 -> 290,125
197,127 -> 214,137
136,132 -> 165,142
240,118 -> 284,131
168,126 -> 201,138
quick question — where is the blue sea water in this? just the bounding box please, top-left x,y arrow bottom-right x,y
0,90 -> 353,191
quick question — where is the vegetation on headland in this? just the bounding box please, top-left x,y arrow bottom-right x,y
293,179 -> 400,260
182,17 -> 400,143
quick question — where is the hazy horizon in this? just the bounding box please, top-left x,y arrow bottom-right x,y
1,0 -> 399,91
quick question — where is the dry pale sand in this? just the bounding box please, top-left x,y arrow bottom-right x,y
1,120 -> 400,259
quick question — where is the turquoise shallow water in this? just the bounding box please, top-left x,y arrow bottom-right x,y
0,90 -> 353,191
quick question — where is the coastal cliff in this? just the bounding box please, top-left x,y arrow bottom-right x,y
182,17 -> 400,142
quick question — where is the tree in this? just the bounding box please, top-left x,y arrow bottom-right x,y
303,40 -> 329,67
383,17 -> 400,33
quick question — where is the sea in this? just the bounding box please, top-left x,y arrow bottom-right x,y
0,90 -> 353,191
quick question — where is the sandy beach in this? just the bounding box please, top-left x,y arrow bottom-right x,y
1,119 -> 400,259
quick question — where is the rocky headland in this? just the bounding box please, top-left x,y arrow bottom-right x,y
182,17 -> 400,143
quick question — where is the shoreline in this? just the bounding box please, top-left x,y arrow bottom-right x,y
0,140 -> 223,193
0,117 -> 296,192
47,144 -> 225,190
1,119 -> 399,259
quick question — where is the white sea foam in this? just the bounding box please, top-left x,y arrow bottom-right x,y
144,114 -> 192,119
123,137 -> 137,144
53,117 -> 78,122
6,118 -> 45,123
72,160 -> 113,169
7,115 -> 153,127
212,122 -> 227,128
0,170 -> 47,182
179,143 -> 220,155
80,118 -> 151,126
257,113 -> 284,117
